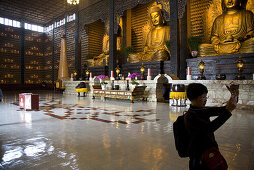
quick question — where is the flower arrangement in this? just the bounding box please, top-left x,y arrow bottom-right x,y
96,75 -> 108,85
127,73 -> 140,85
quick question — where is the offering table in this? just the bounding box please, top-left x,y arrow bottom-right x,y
93,86 -> 147,103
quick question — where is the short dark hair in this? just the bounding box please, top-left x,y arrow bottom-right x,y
187,83 -> 208,101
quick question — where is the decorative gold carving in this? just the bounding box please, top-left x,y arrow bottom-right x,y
199,0 -> 254,57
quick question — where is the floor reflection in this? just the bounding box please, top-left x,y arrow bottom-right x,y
0,91 -> 253,169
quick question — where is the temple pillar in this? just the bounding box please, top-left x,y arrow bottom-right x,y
52,22 -> 55,84
169,0 -> 180,77
122,10 -> 132,65
20,21 -> 25,84
109,0 -> 117,76
75,9 -> 81,78
179,5 -> 187,80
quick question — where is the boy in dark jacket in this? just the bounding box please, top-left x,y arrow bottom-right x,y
184,83 -> 238,170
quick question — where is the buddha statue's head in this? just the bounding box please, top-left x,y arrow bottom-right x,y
149,6 -> 165,26
222,0 -> 246,11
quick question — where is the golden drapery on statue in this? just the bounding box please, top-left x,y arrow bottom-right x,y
199,0 -> 254,57
128,5 -> 170,63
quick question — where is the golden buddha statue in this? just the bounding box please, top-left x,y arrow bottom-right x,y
91,26 -> 122,67
199,0 -> 254,57
128,6 -> 170,63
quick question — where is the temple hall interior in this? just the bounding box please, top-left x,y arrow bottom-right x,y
0,0 -> 253,169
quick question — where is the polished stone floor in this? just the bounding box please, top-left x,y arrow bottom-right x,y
0,91 -> 254,170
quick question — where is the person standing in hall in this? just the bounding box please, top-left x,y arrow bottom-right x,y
184,83 -> 239,170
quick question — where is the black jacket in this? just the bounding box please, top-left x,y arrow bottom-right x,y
184,105 -> 232,158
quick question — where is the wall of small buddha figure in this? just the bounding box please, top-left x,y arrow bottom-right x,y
131,1 -> 155,53
85,20 -> 105,57
53,25 -> 63,82
189,0 -> 211,38
0,15 -> 76,85
66,21 -> 76,74
0,25 -> 21,84
44,32 -> 53,84
80,26 -> 89,69
24,30 -> 44,84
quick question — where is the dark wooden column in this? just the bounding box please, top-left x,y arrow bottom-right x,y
169,0 -> 180,77
109,0 -> 117,76
179,5 -> 188,79
122,11 -> 127,65
75,8 -> 81,77
52,22 -> 55,84
20,21 -> 25,84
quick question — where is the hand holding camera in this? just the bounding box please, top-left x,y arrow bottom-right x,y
225,84 -> 239,112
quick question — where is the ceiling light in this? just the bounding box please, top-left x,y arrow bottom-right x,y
67,0 -> 79,5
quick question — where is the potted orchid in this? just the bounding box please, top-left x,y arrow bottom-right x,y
188,36 -> 202,57
96,75 -> 108,90
128,73 -> 140,90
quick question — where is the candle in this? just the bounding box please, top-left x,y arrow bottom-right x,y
187,67 -> 191,75
111,71 -> 114,77
148,68 -> 151,76
90,72 -> 92,78
71,73 -> 73,78
186,67 -> 192,80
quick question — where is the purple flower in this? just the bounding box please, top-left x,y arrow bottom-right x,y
128,73 -> 141,78
96,75 -> 108,79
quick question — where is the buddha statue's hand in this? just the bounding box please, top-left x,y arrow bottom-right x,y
211,36 -> 220,45
144,46 -> 149,53
223,35 -> 234,43
214,45 -> 219,53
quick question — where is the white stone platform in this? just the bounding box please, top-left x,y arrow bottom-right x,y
167,80 -> 254,110
63,77 -> 254,110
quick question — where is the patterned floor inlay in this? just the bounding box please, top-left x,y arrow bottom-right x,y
11,99 -> 159,124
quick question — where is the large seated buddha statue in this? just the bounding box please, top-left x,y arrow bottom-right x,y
128,6 -> 170,63
199,0 -> 254,57
87,25 -> 122,67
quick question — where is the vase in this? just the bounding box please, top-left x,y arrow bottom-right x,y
101,84 -> 107,90
191,51 -> 198,57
